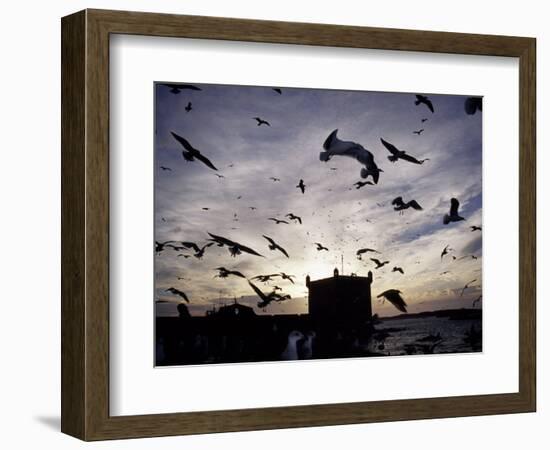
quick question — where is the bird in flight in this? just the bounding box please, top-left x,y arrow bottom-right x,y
269,177 -> 280,182
214,267 -> 246,279
460,279 -> 477,296
178,241 -> 202,253
155,240 -> 175,253
272,88 -> 282,95
248,206 -> 257,211
185,102 -> 192,113
371,258 -> 390,269
392,196 -> 423,213
165,287 -> 189,302
464,97 -> 482,115
160,166 -> 172,171
470,225 -> 482,232
263,235 -> 289,258
440,270 -> 451,275
392,266 -> 405,274
321,129 -> 383,183
413,129 -> 424,135
353,181 -> 374,189
268,217 -> 289,225
443,198 -> 465,224
170,131 -> 218,171
356,248 -> 380,259
421,118 -> 428,123
253,117 -> 270,126
377,289 -> 408,313
472,295 -> 482,308
286,213 -> 302,224
314,242 -> 329,251
207,233 -> 264,257
415,94 -> 434,113
279,272 -> 296,284
247,280 -> 291,308
380,138 -> 429,165
441,244 -> 452,260
296,179 -> 306,194
252,274 -> 280,283
160,83 -> 202,94
193,243 -> 214,259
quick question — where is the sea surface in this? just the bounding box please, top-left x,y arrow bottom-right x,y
373,315 -> 482,356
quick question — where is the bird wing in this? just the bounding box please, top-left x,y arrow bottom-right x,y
193,151 -> 218,171
392,196 -> 404,207
181,241 -> 200,252
371,258 -> 381,265
322,130 -> 375,165
276,245 -> 289,258
262,235 -> 275,245
170,132 -> 195,152
425,99 -> 434,113
408,200 -> 423,210
381,290 -> 407,312
207,233 -> 235,247
450,198 -> 460,216
399,153 -> 424,164
235,242 -> 264,257
248,280 -> 267,301
231,270 -> 246,278
380,138 -> 401,156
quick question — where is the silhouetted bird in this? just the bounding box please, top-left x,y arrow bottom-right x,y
194,243 -> 214,259
253,117 -> 270,126
315,242 -> 329,251
207,233 -> 264,257
421,118 -> 428,123
413,129 -> 424,135
185,102 -> 192,112
252,274 -> 280,283
214,267 -> 246,279
356,248 -> 380,259
279,272 -> 296,284
392,266 -> 405,274
415,94 -> 434,113
381,138 -> 429,164
443,198 -> 465,224
392,196 -> 423,212
170,131 -> 218,171
165,287 -> 189,302
214,173 -> 225,179
155,240 -> 174,252
272,88 -> 282,95
248,280 -> 291,308
354,181 -> 374,189
321,129 -> 383,183
270,177 -> 280,182
180,241 -> 201,253
263,235 -> 289,258
286,213 -> 302,224
268,217 -> 289,225
296,179 -> 306,194
441,244 -> 452,260
161,83 -> 202,93
377,289 -> 408,312
460,279 -> 477,296
160,166 -> 172,171
371,258 -> 390,269
464,97 -> 482,115
470,225 -> 482,232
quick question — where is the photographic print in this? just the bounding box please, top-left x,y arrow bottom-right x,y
154,82 -> 482,367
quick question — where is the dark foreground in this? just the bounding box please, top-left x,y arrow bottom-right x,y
155,308 -> 482,366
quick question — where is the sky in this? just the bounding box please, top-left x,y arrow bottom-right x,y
154,82 -> 482,317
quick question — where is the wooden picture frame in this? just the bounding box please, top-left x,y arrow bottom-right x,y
61,9 -> 536,441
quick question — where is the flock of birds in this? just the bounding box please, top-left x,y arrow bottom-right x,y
156,83 -> 483,317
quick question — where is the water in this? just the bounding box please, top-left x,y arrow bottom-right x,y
374,315 -> 482,356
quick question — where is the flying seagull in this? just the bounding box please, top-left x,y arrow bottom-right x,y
321,129 -> 383,183
185,102 -> 192,113
207,233 -> 264,257
179,241 -> 201,253
315,242 -> 329,251
263,235 -> 289,258
470,225 -> 482,232
165,287 -> 189,302
464,97 -> 482,115
248,280 -> 291,308
354,181 -> 374,189
286,213 -> 302,224
371,258 -> 390,269
160,166 -> 172,171
415,94 -> 434,113
170,131 -> 218,171
269,177 -> 280,182
214,267 -> 246,279
155,240 -> 174,252
252,274 -> 280,283
356,248 -> 380,259
268,217 -> 289,225
377,289 -> 408,313
380,138 -> 429,164
441,244 -> 452,260
272,88 -> 282,95
413,129 -> 424,135
193,243 -> 214,259
443,198 -> 465,224
161,83 -> 202,94
460,279 -> 477,297
392,196 -> 423,212
392,266 -> 405,274
296,179 -> 306,194
253,117 -> 270,126
279,272 -> 296,284
421,118 -> 428,123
